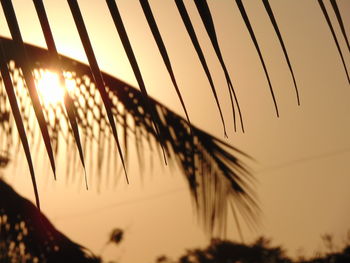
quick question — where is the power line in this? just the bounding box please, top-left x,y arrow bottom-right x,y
256,146 -> 350,174
54,187 -> 186,221
54,146 -> 350,221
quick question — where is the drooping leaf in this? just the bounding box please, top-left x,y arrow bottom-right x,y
1,0 -> 56,207
330,0 -> 350,55
175,0 -> 230,133
194,0 -> 244,133
230,201 -> 244,242
262,0 -> 300,105
318,0 -> 350,83
0,40 -> 40,210
235,0 -> 279,117
139,0 -> 192,132
106,0 -> 168,164
0,37 -> 257,234
33,0 -> 86,179
67,0 -> 127,185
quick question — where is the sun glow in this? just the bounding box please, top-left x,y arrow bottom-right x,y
36,70 -> 76,106
37,71 -> 63,105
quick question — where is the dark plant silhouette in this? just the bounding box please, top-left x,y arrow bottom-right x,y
155,237 -> 292,263
154,237 -> 350,263
0,178 -> 100,263
0,0 -> 348,236
178,238 -> 291,263
0,37 -> 256,235
2,179 -> 350,263
109,229 -> 124,246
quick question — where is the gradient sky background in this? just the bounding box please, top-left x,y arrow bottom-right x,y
1,0 -> 350,262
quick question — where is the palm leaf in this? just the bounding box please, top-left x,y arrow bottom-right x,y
330,0 -> 350,55
194,0 -> 243,133
33,0 -> 86,182
68,0 -> 127,185
0,40 -> 39,210
262,0 -> 300,105
235,0 -> 279,117
174,0 -> 232,132
106,0 -> 168,165
1,0 -> 56,209
0,37 -> 257,234
139,0 -> 192,132
318,0 -> 350,83
0,0 -> 347,236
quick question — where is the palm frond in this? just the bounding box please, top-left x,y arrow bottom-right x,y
0,40 -> 38,211
318,0 -> 350,83
174,0 -> 236,132
0,37 -> 257,235
106,0 -> 168,165
330,0 -> 350,55
68,0 -> 126,186
0,0 -> 347,236
139,0 -> 192,132
33,0 -> 86,181
262,0 -> 300,105
1,0 -> 56,185
235,0 -> 279,117
193,0 -> 243,134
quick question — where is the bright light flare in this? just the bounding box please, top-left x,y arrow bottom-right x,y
36,70 -> 76,106
37,71 -> 63,105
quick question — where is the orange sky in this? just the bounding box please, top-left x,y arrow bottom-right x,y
1,0 -> 350,262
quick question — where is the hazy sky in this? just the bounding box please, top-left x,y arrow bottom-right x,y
1,0 -> 350,262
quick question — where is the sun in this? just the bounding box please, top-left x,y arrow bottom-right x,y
36,70 -> 76,106
37,70 -> 64,106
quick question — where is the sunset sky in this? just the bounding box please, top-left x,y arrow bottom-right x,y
1,0 -> 350,262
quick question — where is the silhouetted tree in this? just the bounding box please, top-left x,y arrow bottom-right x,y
0,178 -> 101,263
176,238 -> 291,263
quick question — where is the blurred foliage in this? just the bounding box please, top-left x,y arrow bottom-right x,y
1,179 -> 350,263
155,236 -> 350,263
156,237 -> 291,263
0,37 -> 256,236
109,228 -> 124,246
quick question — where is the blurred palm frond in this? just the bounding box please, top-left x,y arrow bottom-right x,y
0,37 -> 256,235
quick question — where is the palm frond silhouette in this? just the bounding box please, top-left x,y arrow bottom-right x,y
0,37 -> 256,235
0,0 -> 348,236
